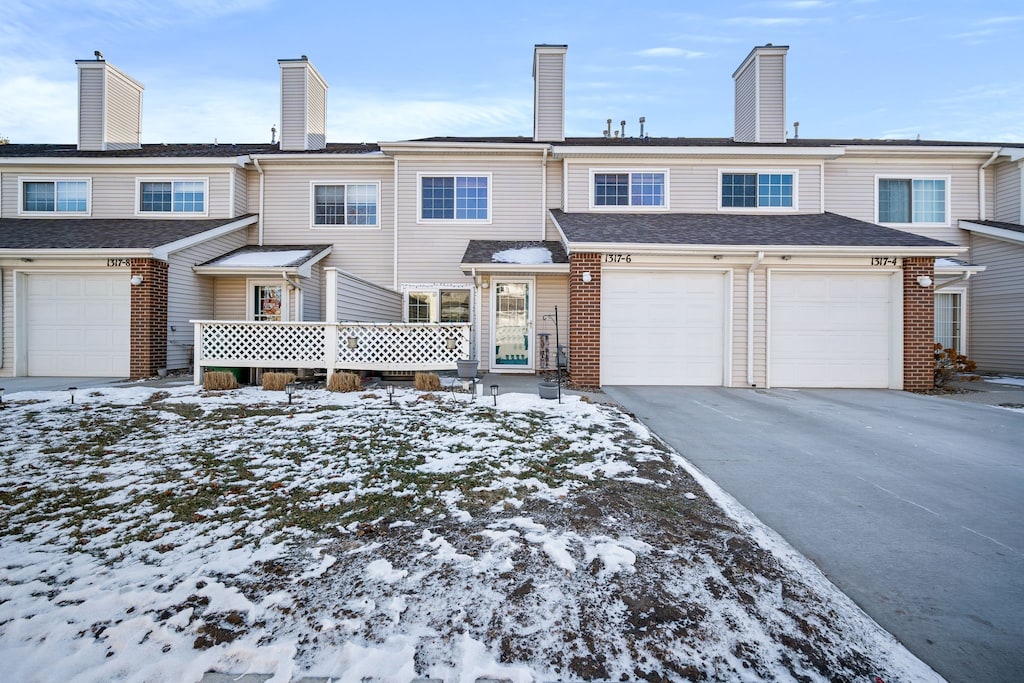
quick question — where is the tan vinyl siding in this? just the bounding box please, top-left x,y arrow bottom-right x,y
246,168 -> 260,214
993,162 -> 1021,223
78,68 -> 104,151
968,234 -> 1024,373
232,168 -> 249,217
166,230 -> 248,369
728,267 -> 767,388
104,69 -> 141,150
757,54 -> 786,144
280,68 -> 307,151
534,51 -> 565,142
335,270 -> 402,322
733,63 -> 757,143
307,78 -> 327,151
213,278 -> 246,319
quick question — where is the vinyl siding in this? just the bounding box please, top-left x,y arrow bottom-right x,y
1,266 -> 11,375
733,62 -> 757,143
232,168 -> 248,217
213,278 -> 246,320
104,69 -> 141,150
78,68 -> 105,151
301,262 -> 323,321
280,68 -> 307,151
335,269 -> 402,322
534,52 -> 565,142
968,234 -> 1024,373
993,162 -> 1021,223
166,230 -> 248,369
757,54 -> 786,144
307,78 -> 327,151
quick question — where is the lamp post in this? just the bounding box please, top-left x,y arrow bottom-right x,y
489,384 -> 499,406
68,386 -> 77,405
386,384 -> 395,405
0,387 -> 5,410
284,382 -> 296,405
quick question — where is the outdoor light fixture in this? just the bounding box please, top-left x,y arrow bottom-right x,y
0,387 -> 5,410
917,275 -> 933,288
130,275 -> 144,286
445,337 -> 457,350
386,384 -> 395,405
347,336 -> 359,349
68,386 -> 78,405
581,271 -> 592,284
490,384 -> 499,406
285,382 -> 296,405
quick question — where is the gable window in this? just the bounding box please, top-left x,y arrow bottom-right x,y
20,179 -> 90,214
405,287 -> 472,323
878,178 -> 947,224
312,182 -> 378,226
592,171 -> 666,208
721,172 -> 794,208
138,179 -> 207,214
419,175 -> 489,221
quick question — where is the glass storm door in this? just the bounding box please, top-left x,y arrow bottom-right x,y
493,280 -> 533,369
252,283 -> 284,321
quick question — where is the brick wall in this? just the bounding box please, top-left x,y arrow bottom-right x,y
568,253 -> 601,388
903,258 -> 936,391
130,258 -> 168,379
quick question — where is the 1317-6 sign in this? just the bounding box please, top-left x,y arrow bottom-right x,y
604,254 -> 632,263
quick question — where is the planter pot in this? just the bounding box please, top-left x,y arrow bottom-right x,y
156,368 -> 168,378
538,381 -> 559,400
456,359 -> 479,379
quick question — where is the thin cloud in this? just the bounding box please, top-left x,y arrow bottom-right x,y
634,47 -> 706,58
725,16 -> 824,26
976,15 -> 1024,26
766,1 -> 834,8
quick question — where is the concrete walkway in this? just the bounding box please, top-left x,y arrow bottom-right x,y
604,384 -> 1024,683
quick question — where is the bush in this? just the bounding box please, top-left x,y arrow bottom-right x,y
327,371 -> 362,392
414,372 -> 442,391
203,371 -> 238,391
262,372 -> 296,391
934,343 -> 979,388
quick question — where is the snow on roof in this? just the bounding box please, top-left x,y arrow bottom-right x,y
491,246 -> 553,265
208,249 -> 315,268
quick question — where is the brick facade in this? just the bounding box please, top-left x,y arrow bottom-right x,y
568,253 -> 601,388
902,257 -> 936,391
129,258 -> 168,379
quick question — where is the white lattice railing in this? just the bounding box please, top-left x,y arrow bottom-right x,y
193,320 -> 472,384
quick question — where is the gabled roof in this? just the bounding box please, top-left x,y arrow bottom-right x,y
194,244 -> 332,278
460,240 -> 569,273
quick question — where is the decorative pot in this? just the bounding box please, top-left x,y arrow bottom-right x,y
456,359 -> 479,379
538,381 -> 559,400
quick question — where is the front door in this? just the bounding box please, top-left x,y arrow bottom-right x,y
492,279 -> 534,371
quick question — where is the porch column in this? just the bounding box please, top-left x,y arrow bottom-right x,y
130,258 -> 169,379
568,252 -> 601,388
903,257 -> 936,391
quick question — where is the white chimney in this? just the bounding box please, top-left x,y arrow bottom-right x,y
75,56 -> 144,151
278,56 -> 328,151
732,44 -> 789,144
533,44 -> 567,142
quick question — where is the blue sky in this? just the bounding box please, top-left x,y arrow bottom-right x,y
2,0 -> 1022,144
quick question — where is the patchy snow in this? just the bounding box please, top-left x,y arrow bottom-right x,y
0,384 -> 941,682
208,250 -> 315,268
491,246 -> 553,265
987,376 -> 1024,387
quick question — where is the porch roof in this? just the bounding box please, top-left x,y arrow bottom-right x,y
193,244 -> 332,278
460,240 -> 569,274
960,219 -> 1024,245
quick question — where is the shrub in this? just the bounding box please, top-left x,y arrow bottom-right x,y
934,343 -> 979,388
327,371 -> 362,392
414,372 -> 442,391
203,371 -> 238,391
262,372 -> 296,391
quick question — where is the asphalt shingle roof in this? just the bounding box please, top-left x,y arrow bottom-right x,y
461,240 -> 569,265
0,215 -> 256,250
964,220 -> 1024,235
549,210 -> 955,248
0,142 -> 380,158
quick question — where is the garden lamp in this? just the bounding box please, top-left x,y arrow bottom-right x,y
386,384 -> 395,405
68,386 -> 77,405
285,382 -> 296,405
490,384 -> 499,406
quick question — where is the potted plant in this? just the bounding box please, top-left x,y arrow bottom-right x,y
456,359 -> 479,379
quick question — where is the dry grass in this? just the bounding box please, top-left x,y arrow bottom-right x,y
327,371 -> 362,393
262,372 -> 297,391
203,371 -> 238,391
414,373 -> 442,391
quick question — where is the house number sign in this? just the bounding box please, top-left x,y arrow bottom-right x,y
870,257 -> 900,266
106,258 -> 132,267
604,253 -> 632,263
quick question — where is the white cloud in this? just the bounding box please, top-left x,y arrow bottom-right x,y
725,16 -> 824,26
976,15 -> 1024,26
634,47 -> 705,58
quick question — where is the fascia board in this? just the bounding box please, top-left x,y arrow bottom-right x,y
840,145 -> 1002,157
552,146 -> 845,158
193,266 -> 300,277
562,241 -> 964,257
0,156 -> 250,167
458,263 -> 569,274
0,248 -> 152,258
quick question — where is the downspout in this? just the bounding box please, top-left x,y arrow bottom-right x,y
820,160 -> 826,213
747,250 -> 765,387
471,267 -> 482,362
282,272 -> 302,321
393,158 -> 400,290
978,150 -> 1000,221
253,157 -> 265,246
541,146 -> 548,240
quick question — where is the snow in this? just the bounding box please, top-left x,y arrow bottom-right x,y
0,384 -> 942,683
490,246 -> 553,265
987,375 -> 1024,387
209,250 -> 314,268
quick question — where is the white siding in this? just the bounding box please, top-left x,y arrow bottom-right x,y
307,77 -> 327,151
968,234 -> 1024,373
757,54 -> 786,144
104,68 -> 142,151
1,266 -> 12,375
279,67 -> 307,152
233,168 -> 249,217
733,62 -> 757,143
78,67 -> 104,151
534,50 -> 566,142
993,162 -> 1021,224
335,269 -> 402,322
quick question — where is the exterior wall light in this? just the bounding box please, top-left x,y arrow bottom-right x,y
917,275 -> 933,288
581,271 -> 593,284
130,275 -> 144,286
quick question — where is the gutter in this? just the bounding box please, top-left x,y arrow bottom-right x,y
253,157 -> 265,246
541,146 -> 548,240
747,251 -> 765,387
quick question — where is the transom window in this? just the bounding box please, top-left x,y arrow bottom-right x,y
420,175 -> 489,221
405,288 -> 471,323
878,178 -> 947,224
312,183 -> 378,226
139,179 -> 206,214
21,179 -> 90,214
721,172 -> 794,208
592,171 -> 666,207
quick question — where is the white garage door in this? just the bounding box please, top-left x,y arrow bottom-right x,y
602,270 -> 728,385
769,272 -> 895,388
26,273 -> 131,377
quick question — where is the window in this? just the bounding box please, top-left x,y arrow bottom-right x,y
592,171 -> 666,208
138,179 -> 207,214
312,183 -> 378,226
934,291 -> 963,352
420,175 -> 489,221
251,283 -> 284,322
20,179 -> 90,214
405,287 -> 471,323
721,172 -> 794,208
878,178 -> 946,224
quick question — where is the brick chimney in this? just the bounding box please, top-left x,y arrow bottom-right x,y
533,44 -> 567,142
278,56 -> 328,151
732,44 -> 789,144
75,55 -> 144,151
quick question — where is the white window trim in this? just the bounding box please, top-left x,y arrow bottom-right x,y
400,283 -> 473,323
17,176 -> 93,216
934,286 -> 967,354
415,172 -> 493,225
718,169 -> 799,212
588,168 -> 670,211
246,278 -> 290,322
874,174 -> 951,228
135,177 -> 210,217
308,179 -> 381,229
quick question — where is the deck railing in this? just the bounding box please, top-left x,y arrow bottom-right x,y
192,320 -> 472,384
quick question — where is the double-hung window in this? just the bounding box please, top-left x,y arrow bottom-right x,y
138,179 -> 207,214
311,182 -> 378,226
592,171 -> 666,208
419,175 -> 490,221
877,177 -> 947,224
405,287 -> 471,323
20,178 -> 90,214
720,171 -> 795,209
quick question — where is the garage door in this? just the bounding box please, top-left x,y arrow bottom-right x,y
769,272 -> 894,388
26,273 -> 131,377
602,270 -> 728,385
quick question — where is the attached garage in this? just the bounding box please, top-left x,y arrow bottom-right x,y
601,270 -> 729,385
25,273 -> 131,377
768,271 -> 898,388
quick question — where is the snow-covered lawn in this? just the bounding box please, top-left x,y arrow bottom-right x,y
0,385 -> 939,683
987,375 -> 1024,388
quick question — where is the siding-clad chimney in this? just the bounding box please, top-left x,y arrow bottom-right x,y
75,57 -> 144,151
278,56 -> 328,151
533,44 -> 567,142
732,44 -> 788,144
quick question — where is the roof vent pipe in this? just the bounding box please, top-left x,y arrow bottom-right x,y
606,118 -> 612,138
620,120 -> 626,137
792,121 -> 799,139
639,116 -> 645,137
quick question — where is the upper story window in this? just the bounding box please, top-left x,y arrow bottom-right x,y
419,175 -> 490,222
591,171 -> 666,208
720,171 -> 795,209
20,178 -> 90,215
138,179 -> 207,215
312,182 -> 378,227
877,177 -> 947,224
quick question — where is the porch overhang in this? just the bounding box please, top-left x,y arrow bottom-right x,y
934,257 -> 986,290
460,239 -> 569,275
960,219 -> 1024,245
193,244 -> 332,278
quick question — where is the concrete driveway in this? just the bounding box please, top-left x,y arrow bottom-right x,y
604,386 -> 1024,683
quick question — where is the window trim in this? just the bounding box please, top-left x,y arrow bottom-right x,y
401,283 -> 473,323
245,278 -> 290,322
718,169 -> 798,212
18,176 -> 92,216
416,172 -> 492,224
134,177 -> 210,217
308,180 -> 381,229
874,174 -> 951,227
588,169 -> 670,211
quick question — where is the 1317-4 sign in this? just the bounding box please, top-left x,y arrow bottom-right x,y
870,257 -> 900,266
